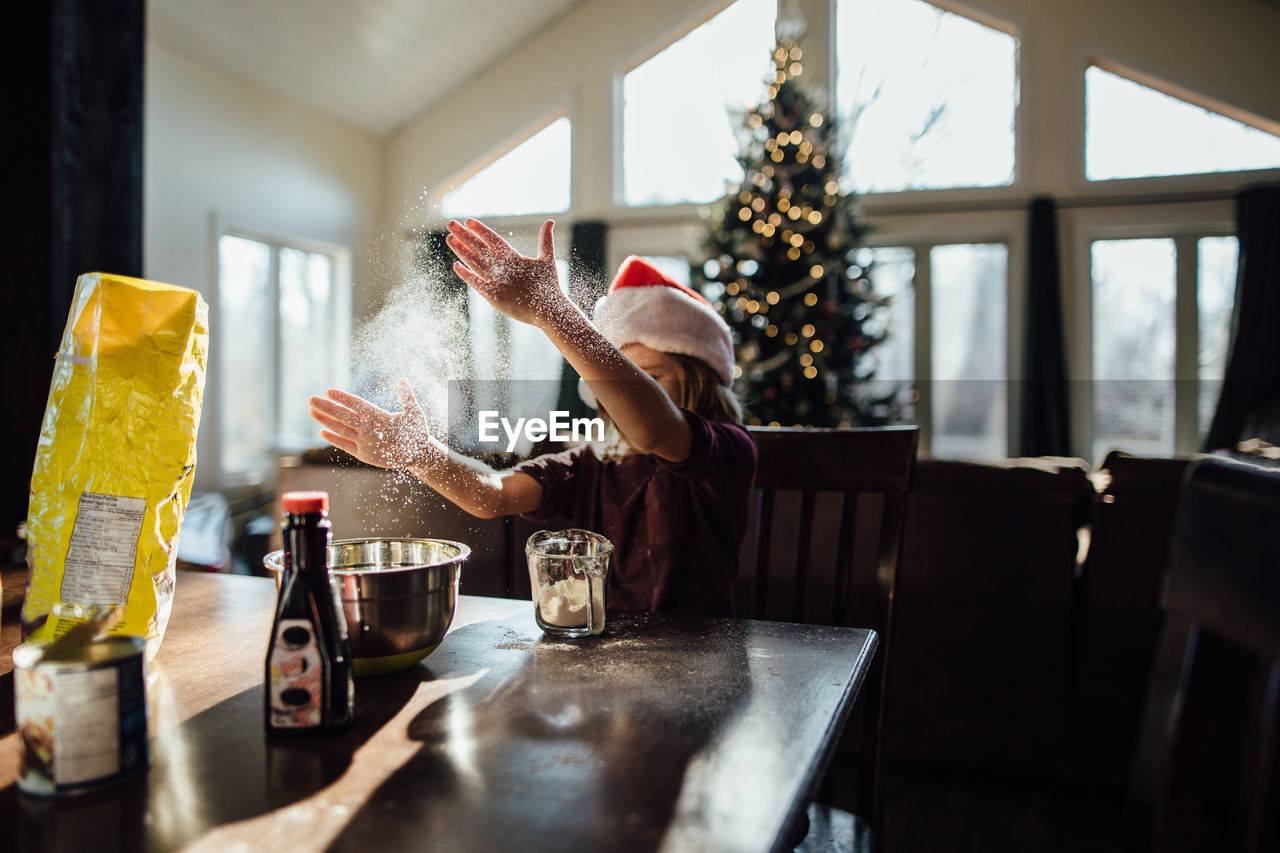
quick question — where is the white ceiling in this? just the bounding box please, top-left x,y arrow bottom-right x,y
148,0 -> 587,136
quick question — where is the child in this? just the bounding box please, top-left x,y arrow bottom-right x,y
309,218 -> 757,616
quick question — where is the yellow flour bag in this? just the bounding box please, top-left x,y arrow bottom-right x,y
23,272 -> 209,658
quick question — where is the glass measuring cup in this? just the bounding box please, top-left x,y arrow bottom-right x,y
525,529 -> 613,638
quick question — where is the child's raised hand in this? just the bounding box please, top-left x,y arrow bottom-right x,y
309,379 -> 431,470
447,218 -> 566,328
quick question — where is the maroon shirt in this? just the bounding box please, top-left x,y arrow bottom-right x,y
514,410 -> 757,617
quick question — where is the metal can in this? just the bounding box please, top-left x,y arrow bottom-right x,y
12,635 -> 148,795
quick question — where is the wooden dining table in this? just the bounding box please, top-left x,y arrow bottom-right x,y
0,567 -> 877,852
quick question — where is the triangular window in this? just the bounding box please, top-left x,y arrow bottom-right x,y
1086,65 -> 1280,181
441,117 -> 571,218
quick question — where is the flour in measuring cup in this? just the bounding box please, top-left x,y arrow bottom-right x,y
538,577 -> 605,628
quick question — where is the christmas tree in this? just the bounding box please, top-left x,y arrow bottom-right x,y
698,38 -> 903,428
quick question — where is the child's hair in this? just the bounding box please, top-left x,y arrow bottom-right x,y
666,352 -> 744,426
596,352 -> 743,458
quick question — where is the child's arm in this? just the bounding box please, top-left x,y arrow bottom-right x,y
447,218 -> 693,462
308,379 -> 543,519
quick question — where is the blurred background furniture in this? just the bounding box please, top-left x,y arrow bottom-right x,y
1074,451 -> 1196,788
174,492 -> 234,573
1128,455 -> 1280,852
884,456 -> 1092,783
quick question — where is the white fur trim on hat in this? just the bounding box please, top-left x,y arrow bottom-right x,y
577,258 -> 735,410
596,286 -> 734,375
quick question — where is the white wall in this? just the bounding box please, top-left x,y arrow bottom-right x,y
144,41 -> 384,492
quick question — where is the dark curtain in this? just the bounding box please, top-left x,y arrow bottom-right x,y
555,221 -> 609,418
1205,183 -> 1280,450
416,229 -> 452,279
1017,196 -> 1072,457
1,0 -> 145,531
568,220 -> 609,304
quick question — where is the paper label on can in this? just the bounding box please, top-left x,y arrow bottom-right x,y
54,667 -> 121,783
15,665 -> 58,794
16,660 -> 126,792
60,493 -> 146,605
268,619 -> 324,728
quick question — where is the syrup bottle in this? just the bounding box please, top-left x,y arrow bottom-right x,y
265,490 -> 353,734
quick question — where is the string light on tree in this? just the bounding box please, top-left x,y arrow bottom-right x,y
696,27 -> 902,428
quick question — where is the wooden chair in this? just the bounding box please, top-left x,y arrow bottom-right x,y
884,456 -> 1092,784
737,425 -> 919,846
1128,455 -> 1280,852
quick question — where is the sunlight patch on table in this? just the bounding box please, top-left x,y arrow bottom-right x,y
177,670 -> 487,853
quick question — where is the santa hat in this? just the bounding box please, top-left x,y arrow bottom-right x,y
596,256 -> 735,377
578,256 -> 734,409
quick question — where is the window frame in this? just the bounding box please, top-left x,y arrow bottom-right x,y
862,209 -> 1025,458
612,0 -> 778,211
432,110 -> 574,219
1083,58 -> 1280,184
1067,54 -> 1280,199
1064,199 -> 1236,461
611,0 -> 1035,215
608,210 -> 1025,458
212,221 -> 352,488
832,0 -> 1026,199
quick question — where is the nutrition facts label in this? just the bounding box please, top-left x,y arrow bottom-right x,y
61,493 -> 146,604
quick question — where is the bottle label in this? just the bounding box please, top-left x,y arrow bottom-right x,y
268,619 -> 324,728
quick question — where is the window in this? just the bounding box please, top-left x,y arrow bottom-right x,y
1197,237 -> 1238,434
1087,234 -> 1238,460
218,234 -> 349,483
930,243 -> 1008,460
621,0 -> 776,206
637,255 -> 693,287
861,242 -> 1007,460
862,246 -> 915,386
1085,66 -> 1280,181
463,251 -> 571,452
1090,238 -> 1176,460
469,257 -> 571,382
441,116 -> 571,218
835,0 -> 1018,193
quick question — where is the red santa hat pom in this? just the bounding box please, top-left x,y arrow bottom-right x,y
591,256 -> 735,383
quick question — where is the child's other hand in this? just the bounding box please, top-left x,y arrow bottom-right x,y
447,218 -> 566,328
309,379 -> 431,470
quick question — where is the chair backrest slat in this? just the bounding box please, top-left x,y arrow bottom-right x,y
791,489 -> 816,622
832,490 -> 859,626
753,487 -> 776,620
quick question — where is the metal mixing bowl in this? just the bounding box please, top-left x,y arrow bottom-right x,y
263,537 -> 469,677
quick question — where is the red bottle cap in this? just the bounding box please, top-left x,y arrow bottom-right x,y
282,491 -> 329,514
